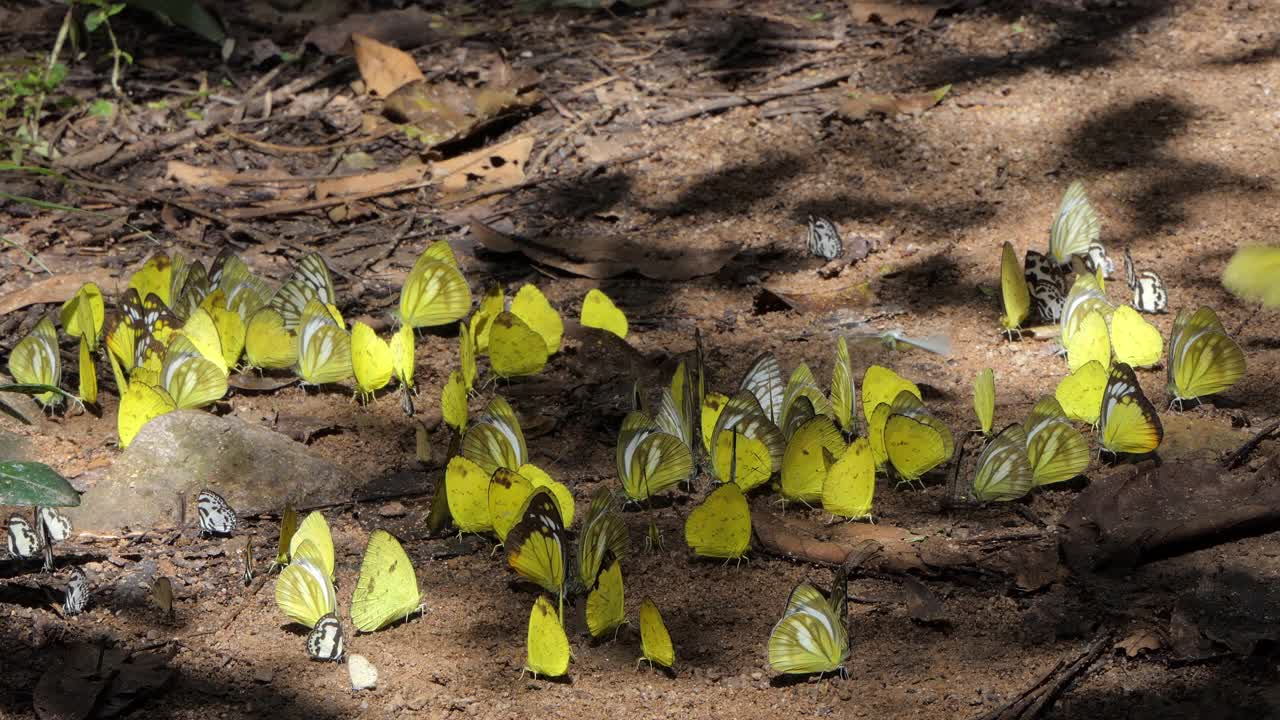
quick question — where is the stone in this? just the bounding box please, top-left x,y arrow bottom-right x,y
66,411 -> 353,532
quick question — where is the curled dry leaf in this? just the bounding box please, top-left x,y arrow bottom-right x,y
384,73 -> 541,149
839,84 -> 952,120
433,135 -> 533,203
847,0 -> 945,25
1115,627 -> 1163,658
305,7 -> 444,55
315,163 -> 428,200
352,32 -> 424,97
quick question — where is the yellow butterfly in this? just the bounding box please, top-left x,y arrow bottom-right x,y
860,365 -> 920,431
738,352 -> 784,426
444,456 -> 494,534
684,483 -> 751,560
77,333 -> 97,405
711,429 -> 772,491
489,311 -> 549,378
243,308 -> 297,370
60,283 -> 105,349
781,363 -> 831,438
768,573 -> 848,675
274,504 -> 298,569
270,252 -> 336,330
351,530 -> 422,632
459,321 -> 477,391
586,558 -> 625,639
399,244 -> 471,328
525,594 -> 570,678
274,539 -> 336,629
580,288 -> 628,339
289,511 -> 335,581
9,317 -> 62,407
517,463 -> 574,526
999,241 -> 1030,335
1060,273 -> 1112,349
127,253 -> 177,307
1222,246 -> 1280,308
884,392 -> 953,483
296,299 -> 353,386
655,360 -> 698,457
616,411 -> 693,501
1166,306 -> 1245,405
117,381 -> 177,448
1065,309 -> 1111,373
511,284 -> 563,353
159,336 -> 227,409
780,417 -> 845,504
1023,396 -> 1090,486
829,336 -> 856,436
638,598 -> 674,670
469,284 -> 504,354
822,437 -> 875,520
576,487 -> 627,589
461,396 -> 527,476
700,392 -> 729,453
971,424 -> 1034,502
1047,180 -> 1101,266
867,401 -> 894,470
441,370 -> 468,433
709,390 -> 785,474
506,488 -> 568,597
389,323 -> 415,393
1100,362 -> 1163,456
178,307 -> 229,377
210,251 -> 272,319
1055,359 -> 1108,425
973,368 -> 995,436
198,290 -> 246,369
1110,305 -> 1163,368
489,468 -> 535,543
350,321 -> 393,401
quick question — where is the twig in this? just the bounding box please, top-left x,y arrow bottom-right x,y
646,67 -> 854,124
1226,415 -> 1280,469
970,631 -> 1111,720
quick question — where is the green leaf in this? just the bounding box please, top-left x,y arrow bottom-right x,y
0,461 -> 80,507
86,10 -> 107,32
0,383 -> 77,401
0,398 -> 31,425
124,0 -> 226,45
108,3 -> 127,16
89,99 -> 114,117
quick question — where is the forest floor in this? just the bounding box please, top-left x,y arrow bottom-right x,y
2,0 -> 1280,718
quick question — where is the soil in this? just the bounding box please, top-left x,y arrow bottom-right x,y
2,1 -> 1280,718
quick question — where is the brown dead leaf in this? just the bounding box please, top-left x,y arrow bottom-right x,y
0,269 -> 119,317
352,33 -> 424,97
901,577 -> 947,625
384,78 -> 541,149
847,1 -> 944,25
164,161 -> 237,190
839,84 -> 952,120
1116,627 -> 1164,658
304,7 -> 444,55
55,141 -> 122,170
315,163 -> 428,200
433,135 -> 532,203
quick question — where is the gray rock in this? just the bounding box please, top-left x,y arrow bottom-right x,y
66,411 -> 353,532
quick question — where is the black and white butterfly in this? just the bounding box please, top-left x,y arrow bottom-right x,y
1023,250 -> 1066,323
1123,248 -> 1168,314
241,536 -> 256,586
7,516 -> 41,559
64,568 -> 89,615
806,216 -> 843,261
36,507 -> 72,572
307,614 -> 345,662
1082,243 -> 1115,279
197,490 -> 238,536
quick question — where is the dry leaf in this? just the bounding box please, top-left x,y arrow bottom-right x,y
901,577 -> 947,625
0,269 -> 118,317
433,135 -> 532,203
352,33 -> 424,97
839,84 -> 952,120
315,163 -> 427,200
304,7 -> 444,55
384,78 -> 541,149
164,161 -> 238,190
847,1 -> 943,25
1116,628 -> 1163,658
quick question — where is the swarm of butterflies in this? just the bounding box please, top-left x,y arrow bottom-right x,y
6,177 -> 1271,682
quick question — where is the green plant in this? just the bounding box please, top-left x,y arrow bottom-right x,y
0,461 -> 80,507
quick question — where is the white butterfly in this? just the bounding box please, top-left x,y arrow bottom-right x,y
1048,180 -> 1101,267
1083,243 -> 1115,279
806,216 -> 843,261
1023,250 -> 1065,323
36,507 -> 72,572
307,614 -> 345,661
7,516 -> 40,559
197,490 -> 238,536
1123,249 -> 1168,314
64,568 -> 89,615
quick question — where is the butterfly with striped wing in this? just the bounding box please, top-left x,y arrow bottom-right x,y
64,568 -> 89,615
307,614 -> 345,661
1023,250 -> 1066,323
197,490 -> 238,536
806,216 -> 843,261
1123,248 -> 1169,314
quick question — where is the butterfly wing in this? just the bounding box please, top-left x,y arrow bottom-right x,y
780,417 -> 845,503
117,382 -> 177,448
275,542 -> 336,628
585,559 -> 625,639
972,424 -> 1034,502
350,322 -> 394,397
884,414 -> 949,482
197,490 -> 238,535
1100,362 -> 1164,455
1110,305 -> 1164,368
860,365 -> 921,431
489,468 -> 535,543
822,437 -> 875,519
639,598 -> 675,668
489,311 -> 549,378
829,337 -> 856,436
399,257 -> 471,328
1023,397 -> 1090,486
739,353 -> 785,427
244,308 -> 298,369
1048,180 -> 1100,265
999,241 -> 1030,331
973,368 -> 995,436
1065,310 -> 1111,372
525,594 -> 570,677
580,288 -> 628,339
289,511 -> 335,580
1024,250 -> 1066,323
306,614 -> 345,661
505,489 -> 567,596
684,483 -> 751,559
1222,246 -> 1280,308
445,456 -> 494,534
768,582 -> 847,674
1168,307 -> 1245,401
350,530 -> 421,632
